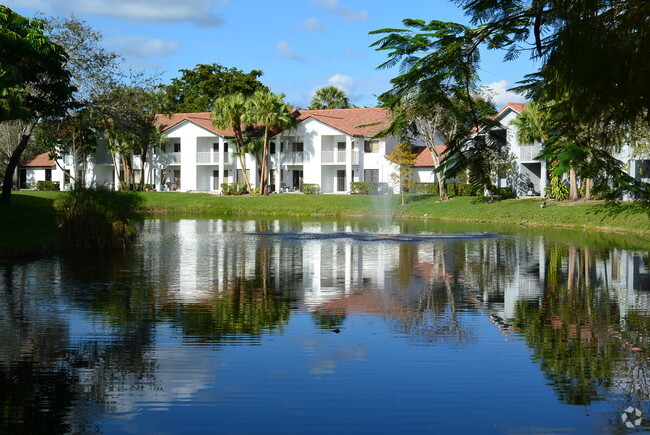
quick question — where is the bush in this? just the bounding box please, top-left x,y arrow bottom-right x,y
413,183 -> 437,194
54,188 -> 144,250
495,187 -> 515,199
301,183 -> 320,194
221,183 -> 247,195
350,182 -> 389,195
447,182 -> 482,197
36,180 -> 60,191
250,188 -> 260,195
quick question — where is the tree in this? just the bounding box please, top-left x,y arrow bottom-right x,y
211,93 -> 254,191
388,142 -> 417,205
371,2 -> 650,201
160,63 -> 268,113
0,6 -> 74,203
244,91 -> 295,195
309,86 -> 351,110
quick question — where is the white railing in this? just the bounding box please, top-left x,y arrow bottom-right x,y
196,152 -> 232,164
63,155 -> 74,166
161,152 -> 181,164
321,150 -> 359,164
282,152 -> 304,165
520,146 -> 542,161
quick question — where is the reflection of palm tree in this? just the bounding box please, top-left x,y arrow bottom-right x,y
311,310 -> 347,330
309,86 -> 351,110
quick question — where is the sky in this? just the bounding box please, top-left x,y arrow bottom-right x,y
7,0 -> 536,110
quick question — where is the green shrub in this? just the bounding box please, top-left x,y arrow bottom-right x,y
350,182 -> 389,195
413,183 -> 437,194
36,180 -> 60,191
54,188 -> 144,250
221,183 -> 248,195
495,187 -> 515,199
447,182 -> 482,197
250,188 -> 260,195
301,183 -> 320,194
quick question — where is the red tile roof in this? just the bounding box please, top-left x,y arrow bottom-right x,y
19,152 -> 55,167
292,107 -> 390,137
413,145 -> 446,167
155,113 -> 239,137
157,107 -> 392,139
496,102 -> 527,117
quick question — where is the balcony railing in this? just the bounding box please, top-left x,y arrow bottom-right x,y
282,152 -> 304,165
63,155 -> 74,166
94,154 -> 113,165
196,152 -> 232,164
160,152 -> 181,164
519,146 -> 542,161
321,150 -> 359,164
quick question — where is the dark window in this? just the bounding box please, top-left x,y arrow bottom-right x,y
364,140 -> 380,153
213,142 -> 219,152
270,142 -> 276,154
45,169 -> 52,181
173,143 -> 181,153
295,142 -> 304,152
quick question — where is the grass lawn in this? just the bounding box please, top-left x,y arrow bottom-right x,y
2,190 -> 649,258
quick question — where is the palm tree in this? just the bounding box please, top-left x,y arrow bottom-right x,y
512,102 -> 579,200
309,86 -> 351,110
211,93 -> 252,191
244,91 -> 295,195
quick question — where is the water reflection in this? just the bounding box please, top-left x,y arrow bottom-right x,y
0,218 -> 648,432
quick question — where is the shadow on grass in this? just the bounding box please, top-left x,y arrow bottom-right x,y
588,200 -> 650,220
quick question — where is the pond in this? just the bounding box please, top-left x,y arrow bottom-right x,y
1,217 -> 649,433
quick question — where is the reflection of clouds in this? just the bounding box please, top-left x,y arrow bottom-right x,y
301,339 -> 367,375
99,342 -> 219,416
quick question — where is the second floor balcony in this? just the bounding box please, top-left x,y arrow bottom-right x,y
197,152 -> 233,165
321,150 -> 360,164
519,145 -> 542,162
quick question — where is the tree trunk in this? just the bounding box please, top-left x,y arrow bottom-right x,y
438,178 -> 447,201
569,167 -> 578,200
260,129 -> 269,195
584,178 -> 592,200
138,146 -> 148,191
2,120 -> 36,204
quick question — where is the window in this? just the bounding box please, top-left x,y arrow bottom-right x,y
337,142 -> 346,151
364,140 -> 380,153
213,142 -> 219,152
213,170 -> 219,190
45,169 -> 52,181
364,169 -> 379,183
294,142 -> 304,152
270,142 -> 276,154
173,143 -> 181,153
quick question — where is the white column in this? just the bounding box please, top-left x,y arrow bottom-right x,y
346,136 -> 353,193
218,137 -> 224,190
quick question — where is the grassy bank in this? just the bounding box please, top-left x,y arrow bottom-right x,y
2,191 -> 649,258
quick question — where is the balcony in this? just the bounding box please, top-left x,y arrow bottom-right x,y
196,152 -> 232,165
321,150 -> 359,164
282,152 -> 304,165
519,145 -> 542,162
160,152 -> 181,164
94,154 -> 113,165
63,155 -> 74,166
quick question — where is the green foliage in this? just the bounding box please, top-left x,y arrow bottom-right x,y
160,63 -> 268,113
36,180 -> 59,191
54,188 -> 143,250
350,182 -> 390,195
300,183 -> 320,195
446,182 -> 482,197
495,187 -> 515,199
309,86 -> 351,110
388,143 -> 418,204
220,183 -> 247,195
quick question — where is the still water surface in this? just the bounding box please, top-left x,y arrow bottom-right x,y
1,218 -> 649,433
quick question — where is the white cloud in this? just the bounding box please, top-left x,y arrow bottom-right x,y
300,17 -> 326,31
482,80 -> 527,109
9,0 -> 225,27
109,35 -> 180,59
275,41 -> 307,62
311,0 -> 368,21
326,73 -> 356,94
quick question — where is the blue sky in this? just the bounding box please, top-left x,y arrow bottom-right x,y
8,0 -> 536,110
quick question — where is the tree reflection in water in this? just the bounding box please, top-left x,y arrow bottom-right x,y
0,218 -> 648,432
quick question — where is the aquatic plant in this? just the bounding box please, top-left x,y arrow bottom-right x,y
54,187 -> 143,250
